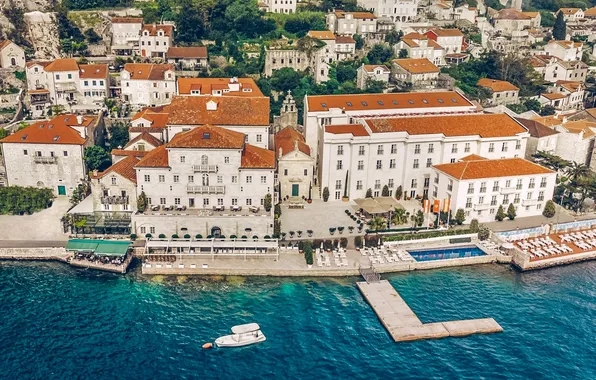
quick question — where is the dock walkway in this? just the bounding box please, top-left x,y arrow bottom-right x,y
357,280 -> 503,342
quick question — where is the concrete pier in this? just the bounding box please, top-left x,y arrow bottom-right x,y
357,280 -> 503,342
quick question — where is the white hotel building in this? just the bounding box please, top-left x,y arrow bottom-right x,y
131,125 -> 276,238
432,156 -> 556,223
318,113 -> 530,201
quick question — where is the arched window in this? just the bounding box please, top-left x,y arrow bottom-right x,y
11,57 -> 16,66
211,226 -> 222,237
201,155 -> 208,165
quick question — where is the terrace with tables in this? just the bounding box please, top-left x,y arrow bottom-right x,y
513,229 -> 596,261
143,205 -> 269,217
358,246 -> 416,265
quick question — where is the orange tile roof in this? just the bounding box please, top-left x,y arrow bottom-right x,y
307,30 -> 336,40
79,64 -> 107,79
531,115 -> 563,127
459,154 -> 488,162
28,89 -> 49,94
549,40 -> 583,49
515,118 -> 559,138
129,127 -> 165,134
428,28 -> 464,37
556,80 -> 584,93
477,78 -> 519,92
495,9 -> 531,20
325,124 -> 370,136
177,77 -> 263,97
167,125 -> 245,149
334,10 -> 376,19
364,114 -> 526,138
434,158 -> 553,180
362,64 -> 389,73
142,23 -> 174,37
521,11 -> 540,18
166,46 -> 207,59
45,58 -> 79,72
585,6 -> 596,17
26,61 -> 51,69
275,127 -> 311,156
401,38 -> 419,48
541,93 -> 566,100
131,106 -> 170,128
0,39 -> 13,50
124,131 -> 163,150
123,63 -> 174,80
336,35 -> 356,44
166,95 -> 270,126
135,145 -> 169,168
0,114 -> 94,145
241,144 -> 275,169
92,155 -> 139,183
562,120 -> 596,139
393,58 -> 439,74
557,8 -> 581,14
307,91 -> 474,112
111,149 -> 149,158
112,17 -> 143,24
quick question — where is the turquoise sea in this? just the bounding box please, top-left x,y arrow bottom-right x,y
0,261 -> 595,379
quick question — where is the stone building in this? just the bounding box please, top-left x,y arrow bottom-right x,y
391,58 -> 440,89
0,40 -> 25,69
275,126 -> 314,200
110,17 -> 143,55
477,78 -> 520,106
91,155 -> 139,213
326,10 -> 377,36
139,24 -> 174,58
166,47 -> 208,69
273,92 -> 299,133
356,64 -> 390,90
120,63 -> 176,108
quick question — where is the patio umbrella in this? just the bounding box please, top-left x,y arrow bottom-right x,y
354,198 -> 378,208
375,196 -> 399,209
362,204 -> 390,214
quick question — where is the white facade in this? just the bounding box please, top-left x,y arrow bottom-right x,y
318,114 -> 529,200
263,0 -> 296,13
326,10 -> 377,36
356,64 -> 390,89
396,34 -> 445,66
110,18 -> 143,53
0,40 -> 26,69
544,40 -> 583,61
120,64 -> 176,108
358,0 -> 419,22
432,159 -> 557,224
139,24 -> 174,58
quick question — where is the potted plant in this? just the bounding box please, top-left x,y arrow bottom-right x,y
195,234 -> 202,239
145,233 -> 152,239
183,234 -> 191,239
323,187 -> 330,202
281,232 -> 287,240
338,226 -> 344,234
329,227 -> 336,235
297,230 -> 303,237
241,235 -> 248,240
130,233 -> 137,241
158,234 -> 166,239
289,230 -> 295,238
342,170 -> 350,202
307,229 -> 313,237
172,234 -> 179,239
231,234 -> 237,239
304,241 -> 313,268
348,226 -> 354,233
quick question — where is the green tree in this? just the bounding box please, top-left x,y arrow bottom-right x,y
553,11 -> 566,41
398,49 -> 408,58
176,0 -> 206,44
365,188 -> 373,198
395,185 -> 403,200
367,44 -> 393,65
382,185 -> 390,197
336,62 -> 357,83
303,240 -> 313,265
282,11 -> 326,36
478,225 -> 490,241
274,217 -> 281,237
495,205 -> 506,221
264,193 -> 272,212
369,216 -> 386,231
540,105 -> 556,116
507,203 -> 517,220
470,218 -> 479,232
384,30 -> 403,46
454,208 -> 466,225
323,186 -> 330,202
270,67 -> 303,92
540,11 -> 556,27
107,122 -> 129,149
415,210 -> 425,227
353,34 -> 364,49
0,186 -> 54,215
137,191 -> 148,212
543,200 -> 556,218
392,208 -> 408,225
84,146 -> 111,171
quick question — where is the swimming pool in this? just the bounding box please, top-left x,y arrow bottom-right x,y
407,246 -> 486,262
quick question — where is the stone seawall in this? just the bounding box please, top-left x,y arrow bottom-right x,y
513,251 -> 596,271
0,247 -> 70,262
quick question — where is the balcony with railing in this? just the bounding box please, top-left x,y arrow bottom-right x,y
102,195 -> 129,205
187,185 -> 225,194
473,203 -> 491,211
33,156 -> 57,164
192,164 -> 218,173
55,82 -> 78,92
499,187 -> 517,194
522,199 -> 540,206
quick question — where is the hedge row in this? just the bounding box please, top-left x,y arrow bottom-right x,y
382,229 -> 474,242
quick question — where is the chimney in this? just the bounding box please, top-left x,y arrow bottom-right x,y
278,147 -> 283,159
76,115 -> 83,125
92,169 -> 98,177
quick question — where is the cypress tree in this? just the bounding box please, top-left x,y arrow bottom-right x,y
553,12 -> 566,41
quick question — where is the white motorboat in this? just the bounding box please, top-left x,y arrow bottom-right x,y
214,323 -> 266,348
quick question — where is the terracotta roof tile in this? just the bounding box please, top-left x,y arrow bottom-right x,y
562,120 -> 596,139
111,149 -> 149,158
135,145 -> 169,168
515,118 -> 559,138
325,124 -> 370,136
393,58 -> 439,74
26,61 -> 51,69
45,58 -> 79,72
112,17 -> 143,24
585,6 -> 596,17
477,78 -> 519,92
92,155 -> 139,183
123,63 -> 174,81
495,9 -> 531,20
362,65 -> 390,73
0,114 -> 94,145
557,8 -> 581,14
129,127 -> 166,134
541,93 -> 566,100
365,114 -> 526,138
131,105 -> 170,128
124,131 -> 163,150
166,46 -> 207,59
531,115 -> 563,127
167,125 -> 245,149
427,28 -> 464,37
307,30 -> 336,40
142,24 -> 174,37
459,154 -> 488,162
275,127 -> 310,156
549,40 -> 583,49
79,64 -> 108,79
0,39 -> 13,50
336,35 -> 356,44
166,95 -> 269,126
241,144 -> 276,169
307,91 -> 474,112
434,158 -> 553,180
177,77 -> 263,97
556,80 -> 584,93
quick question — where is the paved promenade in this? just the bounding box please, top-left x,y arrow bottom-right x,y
357,280 -> 503,342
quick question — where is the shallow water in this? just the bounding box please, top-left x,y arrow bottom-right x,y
0,261 -> 594,379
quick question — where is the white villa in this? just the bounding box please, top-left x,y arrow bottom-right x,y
120,63 -> 176,108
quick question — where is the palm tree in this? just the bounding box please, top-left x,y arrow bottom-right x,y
392,208 -> 408,225
368,216 -> 386,231
565,162 -> 590,184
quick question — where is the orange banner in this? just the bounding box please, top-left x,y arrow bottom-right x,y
443,198 -> 451,213
423,199 -> 431,213
433,199 -> 440,213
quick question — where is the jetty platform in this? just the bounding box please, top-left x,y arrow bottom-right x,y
357,280 -> 503,342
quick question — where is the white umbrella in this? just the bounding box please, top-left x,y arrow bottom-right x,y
501,242 -> 515,250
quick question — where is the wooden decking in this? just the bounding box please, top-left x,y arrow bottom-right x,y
357,280 -> 503,342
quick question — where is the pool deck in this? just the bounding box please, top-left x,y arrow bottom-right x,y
357,280 -> 503,342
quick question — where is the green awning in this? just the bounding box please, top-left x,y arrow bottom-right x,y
66,239 -> 130,257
